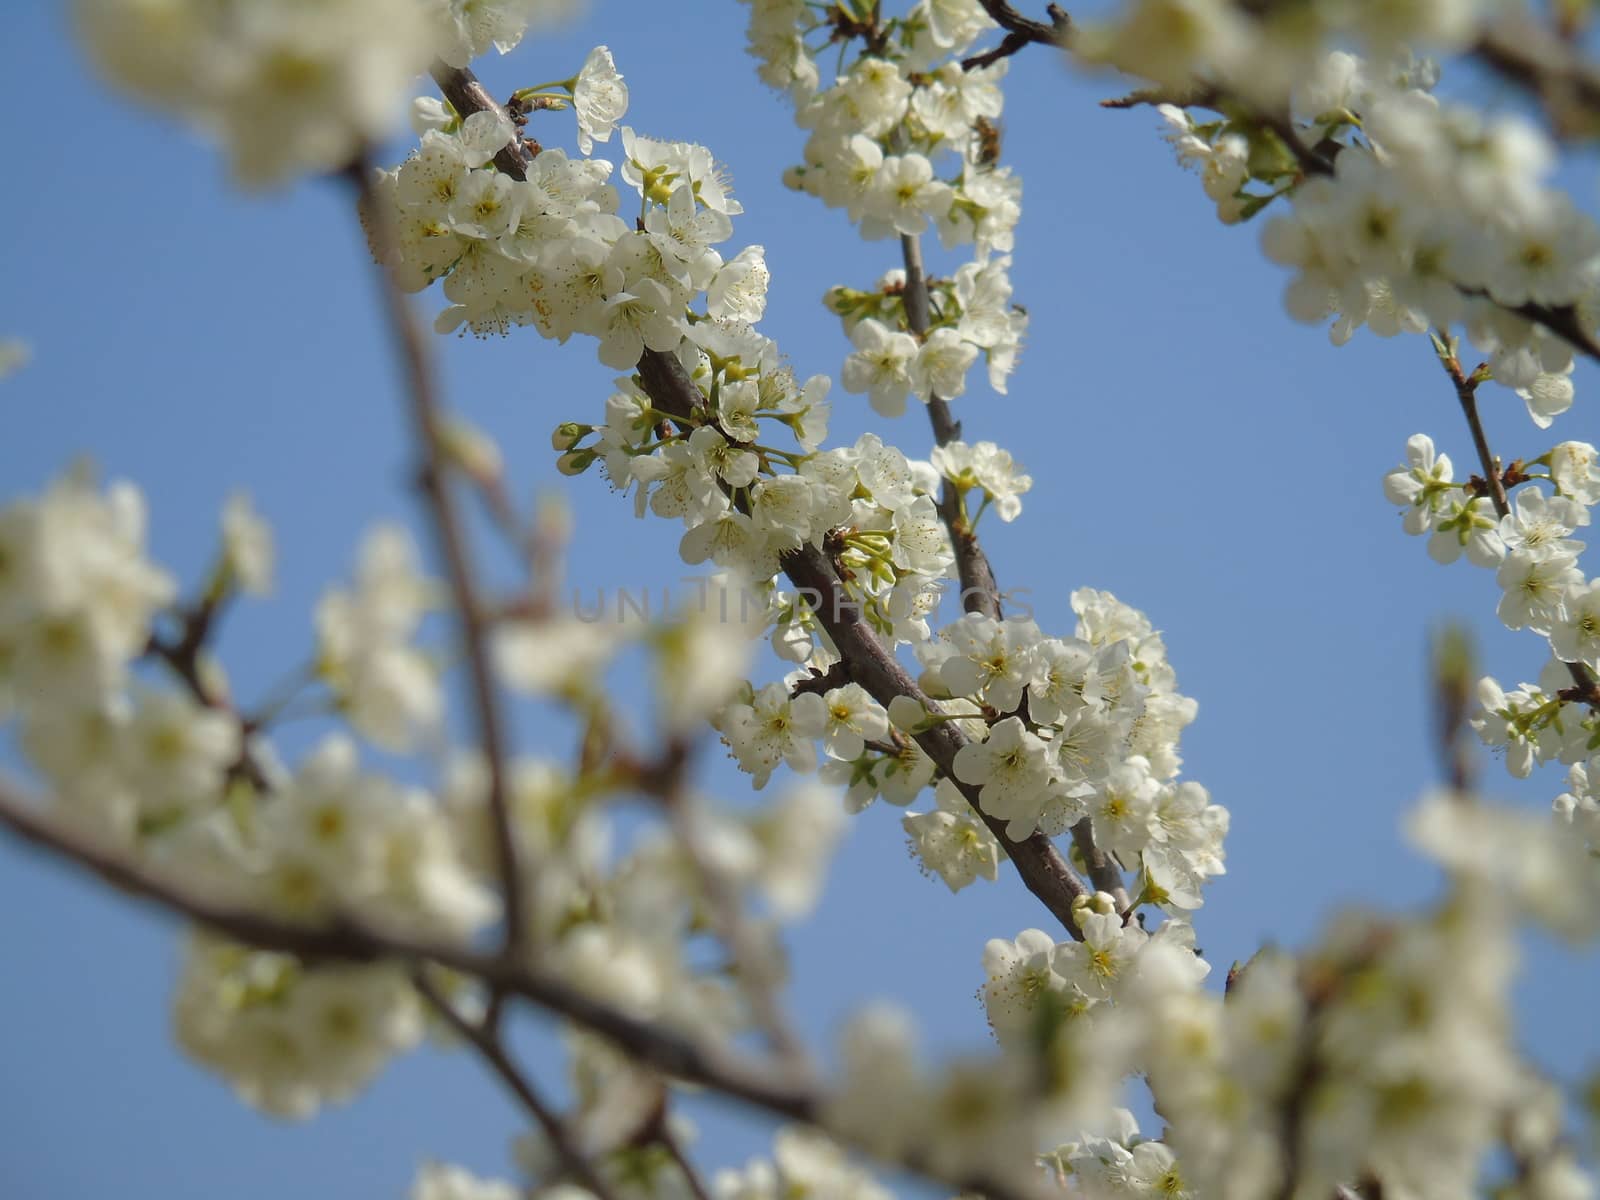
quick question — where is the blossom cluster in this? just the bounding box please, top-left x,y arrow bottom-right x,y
913,592 -> 1226,907
1383,431 -> 1600,803
0,464 -> 848,1124
742,0 -> 1028,416
74,0 -> 573,188
45,2 -> 1600,1199
1030,884 -> 1548,1200
1154,49 -> 1590,423
1079,0 -> 1497,104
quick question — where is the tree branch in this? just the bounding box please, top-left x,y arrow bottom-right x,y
963,2 -> 1073,71
780,542 -> 1089,934
145,621 -> 271,792
351,160 -> 528,980
0,777 -> 1051,1200
422,64 -> 1089,938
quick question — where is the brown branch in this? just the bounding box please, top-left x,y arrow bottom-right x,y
780,543 -> 1089,935
350,161 -> 528,980
412,971 -> 625,1200
638,346 -> 1090,935
0,777 -> 1051,1200
1438,346 -> 1508,517
963,2 -> 1073,71
0,774 -> 809,1109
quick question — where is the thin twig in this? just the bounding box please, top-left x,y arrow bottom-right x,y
658,1126 -> 717,1200
963,1 -> 1072,71
898,233 -> 1001,620
412,971 -> 624,1200
649,741 -> 814,1072
350,160 -> 528,983
145,621 -> 270,792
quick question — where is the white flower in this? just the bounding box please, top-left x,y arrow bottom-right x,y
722,682 -> 828,787
1499,487 -> 1587,560
981,927 -> 1067,1043
596,279 -> 686,369
412,1163 -> 521,1200
0,470 -> 175,704
221,493 -> 274,596
173,934 -> 423,1118
1383,433 -> 1454,535
653,581 -> 760,733
717,1127 -> 890,1200
952,716 -> 1054,839
930,440 -> 1033,522
1550,441 -> 1600,506
909,329 -> 978,402
861,153 -> 952,239
841,319 -> 919,417
819,683 -> 889,760
494,616 -> 621,695
1055,909 -> 1144,1000
429,0 -> 568,68
79,0 -> 440,188
572,46 -> 628,154
1518,367 -> 1576,429
707,245 -> 770,323
926,613 -> 1040,711
1495,550 -> 1580,633
1551,580 -> 1600,669
902,778 -> 1002,892
746,783 -> 847,919
1427,495 -> 1505,567
121,689 -> 241,821
315,525 -> 441,752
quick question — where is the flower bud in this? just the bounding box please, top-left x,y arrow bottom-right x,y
556,448 -> 596,476
552,422 -> 591,452
887,694 -> 928,733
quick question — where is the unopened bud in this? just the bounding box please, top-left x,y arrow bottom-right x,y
440,417 -> 503,483
552,422 -> 591,451
887,694 -> 928,733
556,448 -> 596,476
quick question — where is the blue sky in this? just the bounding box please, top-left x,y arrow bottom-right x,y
2,3 -> 1596,1197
